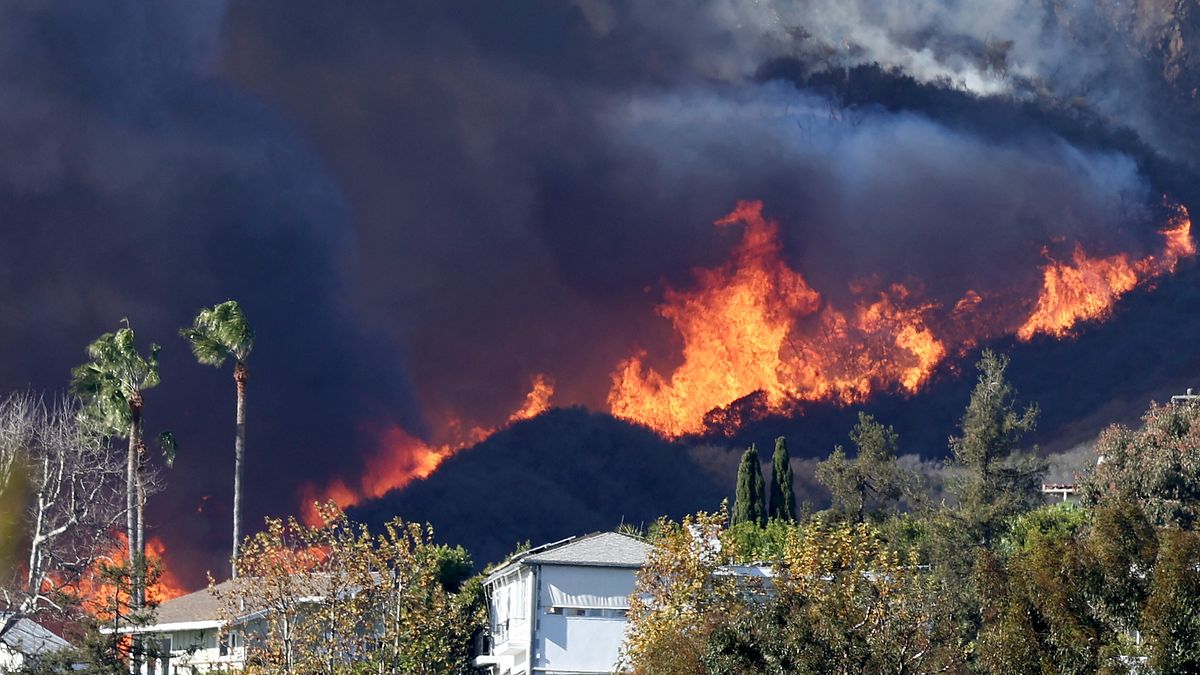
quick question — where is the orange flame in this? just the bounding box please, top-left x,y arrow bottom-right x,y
509,374 -> 555,422
300,375 -> 555,524
607,200 -> 1194,437
61,534 -> 188,617
1017,204 -> 1194,340
607,201 -> 950,436
313,199 -> 1194,500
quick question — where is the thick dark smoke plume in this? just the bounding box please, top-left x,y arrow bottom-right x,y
0,2 -> 422,581
221,0 -> 1187,425
5,0 -> 1200,583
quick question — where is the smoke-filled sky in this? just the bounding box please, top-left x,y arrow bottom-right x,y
6,0 -> 1200,584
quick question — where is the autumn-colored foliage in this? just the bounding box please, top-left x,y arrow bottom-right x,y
211,503 -> 482,675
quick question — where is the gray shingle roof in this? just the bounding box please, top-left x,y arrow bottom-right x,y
152,579 -> 234,626
149,572 -> 377,629
0,614 -> 70,656
520,532 -> 651,568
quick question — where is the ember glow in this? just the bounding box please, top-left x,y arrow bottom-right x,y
300,376 -> 555,522
607,200 -> 1195,437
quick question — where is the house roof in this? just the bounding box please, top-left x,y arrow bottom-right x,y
136,572 -> 379,633
0,613 -> 70,656
488,532 -> 651,582
150,579 -> 234,628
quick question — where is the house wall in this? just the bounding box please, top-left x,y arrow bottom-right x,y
140,626 -> 249,675
532,565 -> 635,674
487,566 -> 535,674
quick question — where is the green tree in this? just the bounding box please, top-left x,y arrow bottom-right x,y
1142,528 -> 1200,673
69,321 -> 168,672
732,445 -> 766,527
816,413 -> 909,525
975,532 -> 1120,675
702,522 -> 964,674
1083,399 -> 1200,529
767,436 -> 797,522
946,351 -> 1043,548
1085,500 -> 1158,635
181,300 -> 255,578
999,501 -> 1088,558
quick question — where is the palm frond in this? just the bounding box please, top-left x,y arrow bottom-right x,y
181,300 -> 255,366
69,321 -> 160,438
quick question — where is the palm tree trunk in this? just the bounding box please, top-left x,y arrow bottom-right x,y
126,419 -> 137,577
136,439 -> 146,602
127,397 -> 142,675
232,361 -> 247,579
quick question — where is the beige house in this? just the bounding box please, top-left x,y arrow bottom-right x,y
116,579 -> 251,675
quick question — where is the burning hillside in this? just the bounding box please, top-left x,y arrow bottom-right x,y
608,200 -> 946,437
299,375 -> 555,521
301,198 -> 1193,513
1018,204 -> 1196,340
608,200 -> 1194,438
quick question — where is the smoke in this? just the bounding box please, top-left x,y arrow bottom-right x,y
602,84 -> 1156,303
2,0 -> 1199,583
0,1 -> 422,581
220,0 -> 1189,433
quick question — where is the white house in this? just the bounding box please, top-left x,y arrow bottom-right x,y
113,578 -> 251,675
0,612 -> 71,671
475,531 -> 651,675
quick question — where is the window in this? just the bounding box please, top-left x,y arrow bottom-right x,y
551,607 -> 629,618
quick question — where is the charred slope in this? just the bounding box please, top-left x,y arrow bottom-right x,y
349,257 -> 1200,569
347,407 -> 727,568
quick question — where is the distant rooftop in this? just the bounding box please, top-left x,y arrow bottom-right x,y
0,613 -> 70,656
137,572 -> 380,632
1172,388 -> 1200,405
489,531 -> 651,582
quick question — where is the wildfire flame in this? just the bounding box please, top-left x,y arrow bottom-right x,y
307,199 -> 1194,506
607,201 -> 950,436
508,373 -> 556,423
607,200 -> 1195,437
61,533 -> 188,617
1017,203 -> 1194,340
300,375 -> 555,523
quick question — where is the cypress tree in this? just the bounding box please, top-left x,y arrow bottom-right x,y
768,436 -> 797,521
732,445 -> 766,527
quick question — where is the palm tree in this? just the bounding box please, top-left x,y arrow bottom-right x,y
181,300 -> 254,578
70,321 -> 162,673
